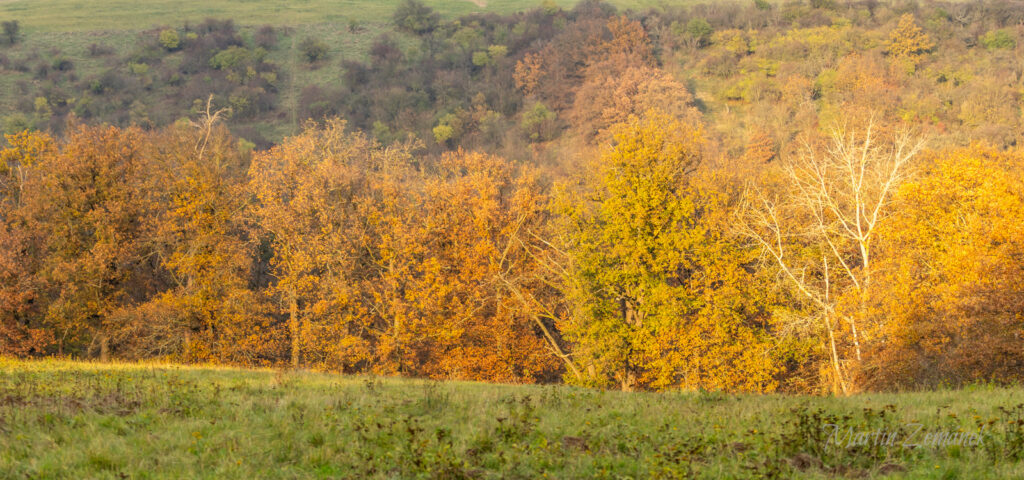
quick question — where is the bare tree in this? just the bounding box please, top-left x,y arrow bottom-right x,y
739,119 -> 926,395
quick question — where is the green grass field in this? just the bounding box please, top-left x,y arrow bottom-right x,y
0,0 -> 672,33
2,358 -> 1023,478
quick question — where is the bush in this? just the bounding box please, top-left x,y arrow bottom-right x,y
159,28 -> 180,50
2,20 -> 19,45
299,37 -> 328,63
52,57 -> 74,72
392,0 -> 440,35
686,18 -> 713,47
209,46 -> 264,71
33,61 -> 49,80
228,86 -> 268,117
472,50 -> 493,67
88,43 -> 115,57
981,29 -> 1016,50
521,102 -> 557,142
254,25 -> 277,50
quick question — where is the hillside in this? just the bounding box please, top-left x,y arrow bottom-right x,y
2,0 -> 1023,151
3,358 -> 1024,478
0,0 -> 675,145
0,0 -> 671,32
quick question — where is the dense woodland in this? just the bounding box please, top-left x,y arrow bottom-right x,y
2,0 -> 1024,394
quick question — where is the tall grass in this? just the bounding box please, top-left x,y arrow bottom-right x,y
1,358 -> 1023,478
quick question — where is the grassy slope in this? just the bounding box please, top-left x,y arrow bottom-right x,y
0,0 -> 672,33
0,0 -> 671,141
2,358 -> 1023,479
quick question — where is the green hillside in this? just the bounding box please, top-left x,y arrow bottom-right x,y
0,0 -> 666,32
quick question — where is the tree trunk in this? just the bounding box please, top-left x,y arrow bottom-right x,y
618,370 -> 636,392
824,313 -> 847,396
290,290 -> 299,368
99,335 -> 110,363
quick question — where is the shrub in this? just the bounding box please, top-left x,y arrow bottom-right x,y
254,25 -> 277,50
159,28 -> 180,50
392,0 -> 440,35
209,46 -> 263,71
2,20 -> 19,45
472,50 -> 493,67
128,62 -> 150,75
33,61 -> 49,80
980,29 -> 1016,50
686,18 -> 713,47
299,37 -> 328,63
228,86 -> 266,117
52,57 -> 74,72
88,43 -> 115,57
521,102 -> 557,142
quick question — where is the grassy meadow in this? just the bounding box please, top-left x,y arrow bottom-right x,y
2,358 -> 1023,479
0,0 -> 676,32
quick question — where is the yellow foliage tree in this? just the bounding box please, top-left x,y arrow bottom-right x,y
886,14 -> 934,60
867,145 -> 1024,388
557,110 -> 778,392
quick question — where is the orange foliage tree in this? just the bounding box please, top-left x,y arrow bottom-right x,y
867,145 -> 1024,388
249,119 -> 395,370
0,131 -> 55,355
365,150 -> 561,381
23,124 -> 164,360
143,120 -> 270,364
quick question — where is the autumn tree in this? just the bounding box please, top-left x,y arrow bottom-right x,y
866,145 -> 1024,388
249,119 -> 395,369
25,124 -> 164,360
556,110 -> 777,391
739,119 -> 925,394
886,14 -> 934,61
571,65 -> 700,141
140,110 -> 269,364
0,131 -> 55,355
251,120 -> 563,381
365,150 -> 562,381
